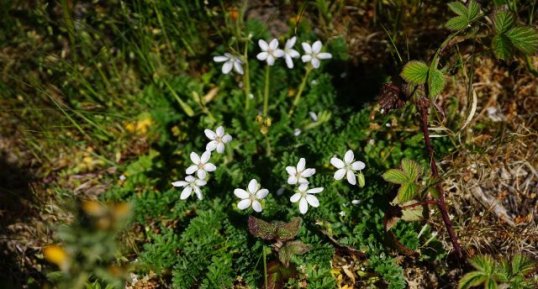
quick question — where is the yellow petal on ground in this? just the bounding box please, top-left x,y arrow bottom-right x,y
43,245 -> 68,267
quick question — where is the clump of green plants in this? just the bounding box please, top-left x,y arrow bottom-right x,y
44,201 -> 131,289
458,254 -> 536,289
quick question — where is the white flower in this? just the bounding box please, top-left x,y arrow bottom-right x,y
234,179 -> 269,212
309,111 -> 318,122
172,175 -> 207,200
293,128 -> 301,136
290,184 -> 323,214
286,158 -> 316,185
283,36 -> 300,69
204,126 -> 232,153
186,151 -> 216,179
330,150 -> 365,185
301,40 -> 332,69
213,53 -> 244,75
256,39 -> 284,66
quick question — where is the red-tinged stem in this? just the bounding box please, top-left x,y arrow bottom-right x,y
416,96 -> 464,260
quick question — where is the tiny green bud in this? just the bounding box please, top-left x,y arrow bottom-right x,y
358,172 -> 365,188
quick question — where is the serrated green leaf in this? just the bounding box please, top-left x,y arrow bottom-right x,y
506,26 -> 538,55
397,183 -> 418,203
467,0 -> 481,22
458,271 -> 487,289
511,254 -> 535,275
446,16 -> 469,31
401,201 -> 424,221
492,34 -> 513,60
469,255 -> 495,273
428,68 -> 446,97
494,11 -> 514,33
278,241 -> 311,267
401,159 -> 420,181
275,217 -> 301,241
448,2 -> 467,16
248,216 -> 277,240
383,169 -> 409,185
400,61 -> 429,84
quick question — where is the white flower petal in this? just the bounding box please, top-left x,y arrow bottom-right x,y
204,163 -> 216,172
297,177 -> 309,184
330,157 -> 345,169
195,179 -> 206,186
298,184 -> 308,192
289,50 -> 300,58
306,195 -> 319,207
194,188 -> 203,200
311,58 -> 320,69
258,39 -> 268,50
222,61 -> 233,74
312,40 -> 322,53
216,143 -> 225,153
307,187 -> 323,194
204,129 -> 216,139
238,199 -> 251,210
197,169 -> 207,180
302,42 -> 312,54
234,189 -> 249,199
256,189 -> 269,199
186,165 -> 197,175
287,176 -> 298,185
216,126 -> 224,136
172,181 -> 188,187
299,198 -> 308,214
302,168 -> 316,177
248,179 -> 258,194
286,166 -> 297,175
286,36 -> 296,49
269,38 -> 279,50
346,170 -> 356,185
290,193 -> 301,203
185,175 -> 195,182
233,61 -> 244,75
297,158 -> 306,171
201,151 -> 211,163
352,161 -> 366,171
190,152 -> 200,164
301,54 -> 312,63
267,55 -> 275,66
344,150 -> 354,164
213,55 -> 229,62
273,49 -> 284,58
334,168 -> 346,180
180,187 -> 192,200
257,52 -> 268,61
252,200 -> 262,212
317,52 -> 332,59
222,134 -> 232,143
206,140 -> 218,152
285,55 -> 294,69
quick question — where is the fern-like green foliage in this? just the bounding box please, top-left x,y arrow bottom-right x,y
446,0 -> 482,31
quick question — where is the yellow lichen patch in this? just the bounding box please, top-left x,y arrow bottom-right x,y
125,115 -> 153,135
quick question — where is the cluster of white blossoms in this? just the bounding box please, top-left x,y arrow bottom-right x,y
172,126 -> 232,200
286,158 -> 323,214
213,36 -> 332,74
173,128 -> 366,215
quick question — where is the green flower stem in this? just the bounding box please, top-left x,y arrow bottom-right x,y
263,245 -> 268,289
262,65 -> 271,117
289,66 -> 312,116
243,42 -> 252,110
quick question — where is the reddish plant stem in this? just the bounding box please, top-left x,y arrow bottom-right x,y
416,97 -> 464,259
